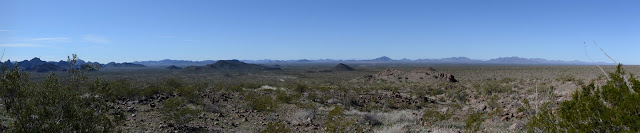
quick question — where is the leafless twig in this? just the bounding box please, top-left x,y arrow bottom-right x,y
584,42 -> 610,80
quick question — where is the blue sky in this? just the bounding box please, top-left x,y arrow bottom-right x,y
1,0 -> 638,64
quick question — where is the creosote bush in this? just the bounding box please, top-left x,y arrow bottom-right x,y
465,111 -> 485,133
527,64 -> 640,132
245,92 -> 279,112
325,105 -> 354,133
422,108 -> 452,125
0,54 -> 123,132
161,97 -> 202,127
261,121 -> 290,133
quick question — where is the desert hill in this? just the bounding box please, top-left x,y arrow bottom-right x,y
166,65 -> 182,70
186,60 -> 281,71
103,62 -> 146,68
331,63 -> 355,71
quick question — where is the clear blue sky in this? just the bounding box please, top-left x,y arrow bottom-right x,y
1,0 -> 638,64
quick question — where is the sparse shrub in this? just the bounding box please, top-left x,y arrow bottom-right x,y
176,85 -> 202,104
527,64 -> 640,132
516,98 -> 532,115
555,74 -> 577,83
92,78 -> 135,101
203,103 -> 223,114
294,83 -> 307,93
295,100 -> 317,109
245,92 -> 278,112
325,105 -> 354,133
474,80 -> 512,96
363,114 -> 382,126
163,78 -> 183,89
422,108 -> 451,125
139,84 -> 170,98
161,97 -> 201,127
465,111 -> 485,133
487,95 -> 500,110
275,89 -> 300,104
261,121 -> 290,133
446,87 -> 468,104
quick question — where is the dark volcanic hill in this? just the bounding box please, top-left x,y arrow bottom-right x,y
103,62 -> 146,68
27,63 -> 64,73
133,59 -> 216,67
331,63 -> 355,71
189,60 -> 281,71
166,65 -> 182,70
371,56 -> 393,62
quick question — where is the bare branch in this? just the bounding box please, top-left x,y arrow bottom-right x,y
584,42 -> 610,80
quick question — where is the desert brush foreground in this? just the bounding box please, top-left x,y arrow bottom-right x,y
1,58 -> 640,132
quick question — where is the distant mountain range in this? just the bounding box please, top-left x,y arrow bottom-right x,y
2,56 -> 614,73
133,59 -> 216,67
2,57 -> 147,73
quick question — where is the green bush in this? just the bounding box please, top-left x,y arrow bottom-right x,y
555,74 -> 578,83
275,90 -> 300,104
527,64 -> 640,132
161,97 -> 201,127
245,92 -> 278,112
1,65 -> 123,132
0,64 -> 28,111
325,106 -> 356,133
422,108 -> 452,125
465,111 -> 485,133
261,121 -> 290,133
176,85 -> 202,104
473,80 -> 512,96
92,78 -> 135,101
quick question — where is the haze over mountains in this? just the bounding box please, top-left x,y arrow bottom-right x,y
132,56 -> 613,66
4,56 -> 613,72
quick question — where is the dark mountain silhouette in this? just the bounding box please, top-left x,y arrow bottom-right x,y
15,57 -> 46,71
27,63 -> 64,72
188,60 -> 281,71
133,59 -> 216,66
103,62 -> 146,68
371,56 -> 393,62
166,65 -> 182,70
332,63 -> 355,71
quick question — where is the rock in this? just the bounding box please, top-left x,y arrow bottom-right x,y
127,106 -> 136,112
438,73 -> 458,82
508,123 -> 521,130
327,98 -> 342,104
501,115 -> 510,121
516,112 -> 525,118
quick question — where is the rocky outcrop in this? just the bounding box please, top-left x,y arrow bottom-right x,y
353,66 -> 458,83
